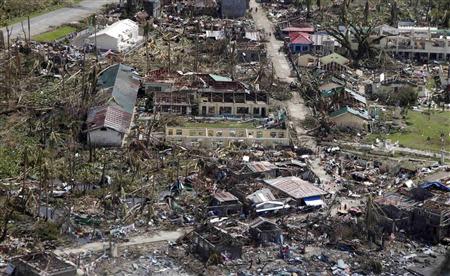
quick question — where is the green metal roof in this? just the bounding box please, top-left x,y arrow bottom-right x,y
319,53 -> 349,66
330,106 -> 369,120
97,64 -> 140,113
209,74 -> 233,82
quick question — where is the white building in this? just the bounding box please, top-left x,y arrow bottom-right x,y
89,19 -> 142,52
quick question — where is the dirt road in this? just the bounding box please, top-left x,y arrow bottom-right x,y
249,0 -> 311,145
54,228 -> 191,256
250,2 -> 333,185
1,0 -> 118,39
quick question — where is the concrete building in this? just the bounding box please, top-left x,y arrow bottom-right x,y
86,64 -> 140,147
143,0 -> 161,18
164,126 -> 289,148
220,0 -> 247,18
88,19 -> 143,52
144,70 -> 269,117
297,54 -> 317,68
7,252 -> 76,276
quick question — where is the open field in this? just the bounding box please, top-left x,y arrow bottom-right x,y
33,26 -> 77,42
379,111 -> 450,152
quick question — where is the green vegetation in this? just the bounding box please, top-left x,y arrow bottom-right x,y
384,111 -> 450,152
33,26 -> 77,42
183,121 -> 257,129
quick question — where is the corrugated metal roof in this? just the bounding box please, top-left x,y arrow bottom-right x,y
245,31 -> 262,41
289,32 -> 313,45
246,188 -> 276,203
329,106 -> 369,120
246,161 -> 278,173
86,105 -> 132,133
209,74 -> 232,82
97,64 -> 140,113
263,176 -> 326,200
319,53 -> 349,66
213,190 -> 239,202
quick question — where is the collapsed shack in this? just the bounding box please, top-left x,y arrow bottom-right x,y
208,190 -> 243,217
249,217 -> 283,245
7,252 -> 77,276
189,222 -> 244,262
375,182 -> 450,243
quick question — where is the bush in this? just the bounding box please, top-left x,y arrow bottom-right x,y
33,220 -> 59,241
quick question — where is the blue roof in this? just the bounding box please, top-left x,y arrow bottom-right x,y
420,182 -> 450,192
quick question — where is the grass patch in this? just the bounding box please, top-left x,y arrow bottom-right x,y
33,26 -> 76,42
184,121 -> 258,129
377,110 -> 450,152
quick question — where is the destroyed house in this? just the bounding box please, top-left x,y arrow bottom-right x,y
191,224 -> 243,261
144,71 -> 269,117
321,87 -> 367,111
246,188 -> 290,215
249,217 -> 283,245
376,183 -> 450,243
8,252 -> 76,276
319,53 -> 350,72
195,74 -> 269,117
329,106 -> 370,130
235,42 -> 267,63
239,161 -> 279,178
209,190 -> 243,216
370,26 -> 450,61
263,176 -> 327,206
86,64 -> 140,147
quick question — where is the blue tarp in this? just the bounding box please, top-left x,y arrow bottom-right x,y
420,181 -> 450,192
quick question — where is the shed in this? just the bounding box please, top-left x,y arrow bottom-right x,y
263,176 -> 326,205
89,19 -> 142,52
209,190 -> 243,216
249,217 -> 283,245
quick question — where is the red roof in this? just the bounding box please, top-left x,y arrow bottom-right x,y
86,105 -> 132,134
289,32 -> 313,45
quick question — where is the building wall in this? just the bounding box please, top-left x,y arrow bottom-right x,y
95,34 -> 119,51
330,113 -> 367,129
88,128 -> 123,147
221,0 -> 247,18
199,102 -> 268,116
290,43 -> 311,54
165,127 -> 289,148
